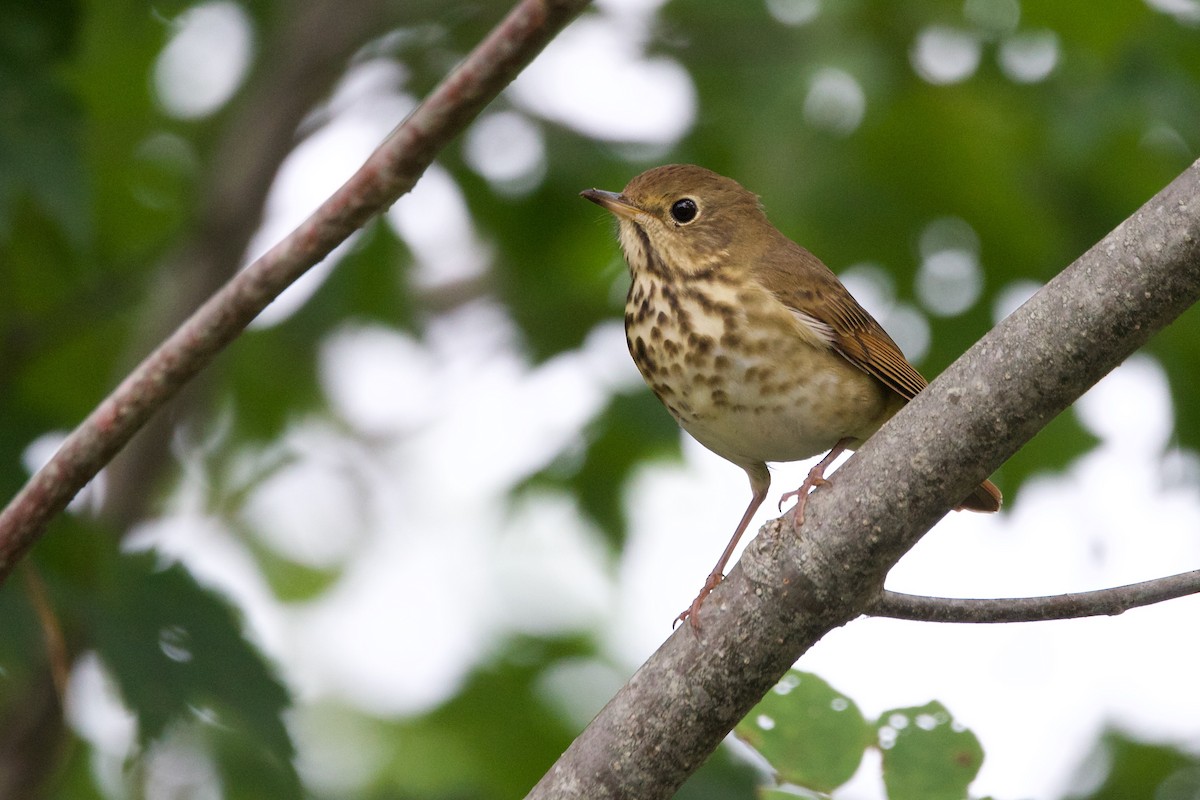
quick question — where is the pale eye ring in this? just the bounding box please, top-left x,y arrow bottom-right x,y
669,198 -> 699,224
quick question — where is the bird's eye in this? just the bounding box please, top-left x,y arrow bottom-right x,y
669,198 -> 699,224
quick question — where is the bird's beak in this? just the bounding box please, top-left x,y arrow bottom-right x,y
580,188 -> 641,220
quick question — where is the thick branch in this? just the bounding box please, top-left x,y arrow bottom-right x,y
0,0 -> 592,581
870,570 -> 1200,623
525,161 -> 1200,799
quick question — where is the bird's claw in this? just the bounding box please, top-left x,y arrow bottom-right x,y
674,572 -> 725,632
780,466 -> 834,529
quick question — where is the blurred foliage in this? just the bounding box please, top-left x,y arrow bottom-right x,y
520,389 -> 683,546
1066,729 -> 1200,800
1,0 -> 1199,797
88,553 -> 294,769
374,635 -> 591,798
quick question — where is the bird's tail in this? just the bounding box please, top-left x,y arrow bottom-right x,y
957,478 -> 1002,513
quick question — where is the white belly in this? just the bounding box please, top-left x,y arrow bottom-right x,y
675,340 -> 891,465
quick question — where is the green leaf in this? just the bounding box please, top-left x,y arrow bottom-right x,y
735,670 -> 873,793
877,700 -> 983,800
90,552 -> 299,795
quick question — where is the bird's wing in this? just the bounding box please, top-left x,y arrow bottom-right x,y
754,241 -> 928,401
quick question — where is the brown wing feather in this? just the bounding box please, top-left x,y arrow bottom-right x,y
752,236 -> 1001,512
754,238 -> 927,400
820,291 -> 928,400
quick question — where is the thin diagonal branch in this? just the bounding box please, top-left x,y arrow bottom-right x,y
0,0 -> 592,582
0,6 -> 395,798
104,0 -> 390,529
869,569 -> 1200,623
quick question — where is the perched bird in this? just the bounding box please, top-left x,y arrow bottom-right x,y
581,164 -> 1001,628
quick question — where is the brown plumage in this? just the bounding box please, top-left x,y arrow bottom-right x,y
582,164 -> 1001,628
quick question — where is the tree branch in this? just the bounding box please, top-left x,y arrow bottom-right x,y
103,0 -> 390,529
869,569 -> 1200,623
0,0 -> 593,582
525,161 -> 1200,799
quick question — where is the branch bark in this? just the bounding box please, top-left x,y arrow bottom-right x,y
525,161 -> 1200,799
0,0 -> 593,582
870,569 -> 1200,623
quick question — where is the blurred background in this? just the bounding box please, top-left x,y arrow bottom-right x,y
2,0 -> 1200,797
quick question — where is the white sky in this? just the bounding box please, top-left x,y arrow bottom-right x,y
57,2 -> 1200,798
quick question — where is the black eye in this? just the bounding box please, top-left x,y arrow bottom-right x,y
669,198 -> 699,224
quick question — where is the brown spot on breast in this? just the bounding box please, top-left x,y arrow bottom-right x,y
650,326 -> 662,340
634,336 -> 656,372
776,376 -> 800,392
745,338 -> 771,355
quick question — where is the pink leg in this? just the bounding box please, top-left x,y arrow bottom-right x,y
676,465 -> 770,631
778,438 -> 852,530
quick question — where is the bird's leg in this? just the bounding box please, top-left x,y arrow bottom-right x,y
676,467 -> 770,631
778,437 -> 852,530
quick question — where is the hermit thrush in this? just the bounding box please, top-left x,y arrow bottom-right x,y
582,164 -> 1001,628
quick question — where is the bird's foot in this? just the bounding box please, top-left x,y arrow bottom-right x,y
674,571 -> 724,632
778,467 -> 833,530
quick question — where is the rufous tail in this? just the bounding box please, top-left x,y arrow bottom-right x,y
957,478 -> 1002,513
